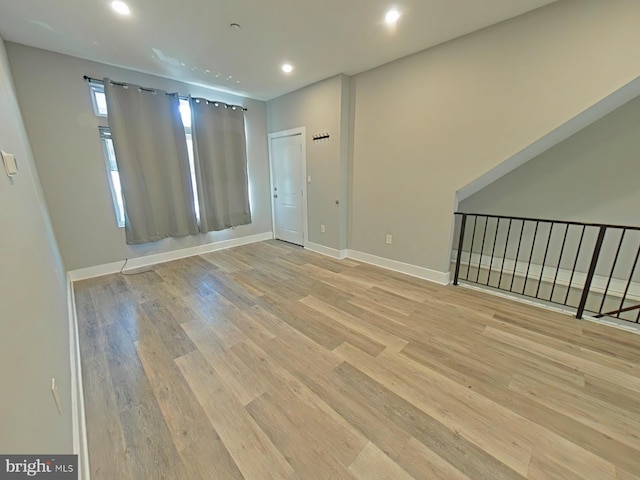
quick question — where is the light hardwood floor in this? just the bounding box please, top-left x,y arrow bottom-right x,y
74,240 -> 640,480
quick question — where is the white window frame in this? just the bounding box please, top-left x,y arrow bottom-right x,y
89,82 -> 108,117
98,127 -> 126,228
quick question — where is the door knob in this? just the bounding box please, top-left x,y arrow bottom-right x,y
273,194 -> 278,198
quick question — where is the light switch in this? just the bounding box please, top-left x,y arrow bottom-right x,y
1,151 -> 18,177
307,175 -> 312,184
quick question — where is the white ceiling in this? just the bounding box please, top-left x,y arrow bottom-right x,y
0,0 -> 557,100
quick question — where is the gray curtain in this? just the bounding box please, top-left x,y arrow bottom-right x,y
190,98 -> 252,232
104,79 -> 198,244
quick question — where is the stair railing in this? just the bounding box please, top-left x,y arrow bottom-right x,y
452,213 -> 640,322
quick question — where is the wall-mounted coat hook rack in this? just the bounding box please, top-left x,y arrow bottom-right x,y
312,133 -> 330,141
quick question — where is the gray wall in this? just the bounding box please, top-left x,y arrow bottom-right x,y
348,0 -> 640,274
6,43 -> 273,271
460,94 -> 640,226
10,0 -> 640,280
266,75 -> 350,251
458,89 -> 640,284
0,38 -> 72,452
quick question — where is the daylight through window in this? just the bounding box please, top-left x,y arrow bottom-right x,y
91,83 -> 200,227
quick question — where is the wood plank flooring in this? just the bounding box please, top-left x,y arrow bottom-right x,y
74,240 -> 640,479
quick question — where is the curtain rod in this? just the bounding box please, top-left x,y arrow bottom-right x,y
83,75 -> 248,111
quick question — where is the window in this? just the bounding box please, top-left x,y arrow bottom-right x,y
91,85 -> 200,227
185,131 -> 201,223
99,128 -> 126,228
178,99 -> 201,222
90,83 -> 108,117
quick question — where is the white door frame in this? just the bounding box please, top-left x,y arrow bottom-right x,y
268,127 -> 308,248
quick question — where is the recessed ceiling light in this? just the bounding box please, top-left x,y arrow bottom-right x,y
111,1 -> 131,16
230,23 -> 242,30
281,63 -> 293,74
385,9 -> 400,25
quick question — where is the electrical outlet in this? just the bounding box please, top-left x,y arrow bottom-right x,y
51,378 -> 62,415
385,234 -> 393,245
321,224 -> 326,233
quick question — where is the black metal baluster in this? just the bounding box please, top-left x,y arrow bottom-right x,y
466,215 -> 478,280
550,224 -> 569,303
498,219 -> 512,290
616,243 -> 640,319
476,216 -> 489,283
522,221 -> 539,295
536,223 -> 555,299
576,226 -> 607,319
510,220 -> 526,292
598,229 -> 626,316
451,212 -> 640,323
453,214 -> 467,286
565,225 -> 586,306
487,218 -> 501,286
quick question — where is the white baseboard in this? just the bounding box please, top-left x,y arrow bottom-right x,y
67,279 -> 90,480
346,249 -> 450,285
583,314 -> 640,335
303,244 -> 450,285
459,283 -> 640,336
306,242 -> 348,259
459,282 -> 578,316
452,250 -> 639,302
68,232 -> 273,281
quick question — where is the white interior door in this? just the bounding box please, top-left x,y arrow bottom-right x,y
270,132 -> 305,246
